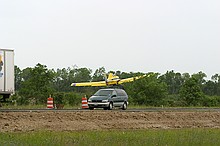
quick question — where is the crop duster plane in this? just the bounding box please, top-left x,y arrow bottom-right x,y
71,73 -> 148,87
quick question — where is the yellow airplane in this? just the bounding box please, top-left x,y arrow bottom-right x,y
71,73 -> 148,87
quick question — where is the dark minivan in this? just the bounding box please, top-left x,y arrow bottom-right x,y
88,88 -> 128,110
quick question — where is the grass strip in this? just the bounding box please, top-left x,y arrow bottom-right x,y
0,128 -> 220,146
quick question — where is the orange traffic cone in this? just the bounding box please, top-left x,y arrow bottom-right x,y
47,95 -> 54,109
82,96 -> 89,109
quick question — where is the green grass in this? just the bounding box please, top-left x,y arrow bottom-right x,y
1,129 -> 220,146
0,104 -> 81,109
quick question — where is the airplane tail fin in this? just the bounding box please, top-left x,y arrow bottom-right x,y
108,73 -> 114,80
108,73 -> 119,80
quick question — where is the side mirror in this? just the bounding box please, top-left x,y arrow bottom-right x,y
111,95 -> 116,98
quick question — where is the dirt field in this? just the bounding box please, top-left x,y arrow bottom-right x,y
1,111 -> 220,132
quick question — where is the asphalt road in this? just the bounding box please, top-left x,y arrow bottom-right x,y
1,107 -> 220,112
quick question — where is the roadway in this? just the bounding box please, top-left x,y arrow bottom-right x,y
1,107 -> 220,112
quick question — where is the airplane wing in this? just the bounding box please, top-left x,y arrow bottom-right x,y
71,74 -> 149,87
118,74 -> 147,84
71,81 -> 107,87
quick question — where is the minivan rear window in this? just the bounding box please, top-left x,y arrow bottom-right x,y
116,89 -> 126,96
94,90 -> 113,96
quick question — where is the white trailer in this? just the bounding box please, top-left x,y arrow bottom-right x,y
0,49 -> 14,101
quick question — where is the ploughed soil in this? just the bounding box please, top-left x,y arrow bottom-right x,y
1,111 -> 220,132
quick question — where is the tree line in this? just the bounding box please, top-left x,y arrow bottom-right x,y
9,63 -> 220,107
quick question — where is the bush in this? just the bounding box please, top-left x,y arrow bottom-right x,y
52,92 -> 84,107
16,95 -> 29,105
202,96 -> 220,107
64,92 -> 82,106
53,92 -> 65,104
162,95 -> 187,107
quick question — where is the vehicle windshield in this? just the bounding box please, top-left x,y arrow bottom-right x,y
94,90 -> 113,96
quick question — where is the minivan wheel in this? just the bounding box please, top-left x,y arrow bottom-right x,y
89,107 -> 94,110
108,102 -> 113,110
122,102 -> 127,110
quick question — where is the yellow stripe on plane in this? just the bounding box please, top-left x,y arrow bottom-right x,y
71,81 -> 107,87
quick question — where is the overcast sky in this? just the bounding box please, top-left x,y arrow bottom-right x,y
0,0 -> 220,77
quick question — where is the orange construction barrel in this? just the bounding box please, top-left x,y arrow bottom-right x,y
47,96 -> 54,109
82,96 -> 89,109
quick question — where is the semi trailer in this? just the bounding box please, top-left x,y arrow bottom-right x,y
0,49 -> 14,102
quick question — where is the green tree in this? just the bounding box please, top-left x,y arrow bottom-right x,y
203,80 -> 216,96
125,73 -> 168,106
159,70 -> 184,94
53,68 -> 73,92
211,74 -> 220,96
182,73 -> 190,81
21,67 -> 32,81
74,68 -> 92,82
18,67 -> 33,98
14,65 -> 22,91
92,67 -> 106,81
19,63 -> 55,104
72,67 -> 93,93
179,76 -> 205,106
192,71 -> 207,87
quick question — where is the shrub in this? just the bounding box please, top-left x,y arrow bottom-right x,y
202,96 -> 220,107
53,92 -> 65,104
64,92 -> 82,106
